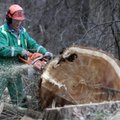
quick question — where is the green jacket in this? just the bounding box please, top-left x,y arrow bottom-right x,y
0,23 -> 47,56
0,23 -> 47,66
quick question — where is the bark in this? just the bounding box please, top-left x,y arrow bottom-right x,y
43,101 -> 120,120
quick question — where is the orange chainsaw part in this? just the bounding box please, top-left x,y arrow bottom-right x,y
19,53 -> 47,70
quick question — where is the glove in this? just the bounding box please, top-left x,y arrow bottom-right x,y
44,52 -> 53,60
21,50 -> 31,59
21,50 -> 30,56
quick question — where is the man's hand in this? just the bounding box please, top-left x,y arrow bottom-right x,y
44,52 -> 53,60
21,50 -> 31,59
22,50 -> 30,56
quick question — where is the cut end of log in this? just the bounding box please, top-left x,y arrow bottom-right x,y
39,46 -> 120,109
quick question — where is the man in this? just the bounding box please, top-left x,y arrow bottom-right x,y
0,4 -> 53,108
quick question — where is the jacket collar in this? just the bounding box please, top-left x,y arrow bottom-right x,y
4,23 -> 24,33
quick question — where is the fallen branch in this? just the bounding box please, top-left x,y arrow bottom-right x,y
0,103 -> 43,119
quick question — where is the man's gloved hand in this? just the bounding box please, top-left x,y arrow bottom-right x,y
21,50 -> 30,59
44,52 -> 53,60
22,50 -> 30,56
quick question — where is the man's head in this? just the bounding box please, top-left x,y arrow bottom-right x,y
6,4 -> 25,27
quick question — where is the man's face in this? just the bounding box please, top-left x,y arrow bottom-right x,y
11,19 -> 23,30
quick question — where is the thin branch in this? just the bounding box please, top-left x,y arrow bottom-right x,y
80,20 -> 120,42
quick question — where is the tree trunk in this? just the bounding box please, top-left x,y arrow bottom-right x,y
39,46 -> 120,109
43,101 -> 120,120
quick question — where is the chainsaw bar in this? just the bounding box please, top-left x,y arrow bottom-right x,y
32,56 -> 45,65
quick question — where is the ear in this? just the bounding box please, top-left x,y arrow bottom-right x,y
7,10 -> 12,18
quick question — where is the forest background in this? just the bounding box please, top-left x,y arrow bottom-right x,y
0,0 -> 120,59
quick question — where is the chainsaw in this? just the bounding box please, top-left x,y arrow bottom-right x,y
19,53 -> 48,70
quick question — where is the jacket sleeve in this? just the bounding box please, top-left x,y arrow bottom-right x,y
0,32 -> 25,57
24,30 -> 47,54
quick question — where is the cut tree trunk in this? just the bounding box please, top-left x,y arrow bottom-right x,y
39,46 -> 120,109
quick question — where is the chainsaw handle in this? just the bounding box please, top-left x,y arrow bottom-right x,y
31,55 -> 45,65
18,56 -> 30,64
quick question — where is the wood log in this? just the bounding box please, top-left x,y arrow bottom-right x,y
0,103 -> 42,119
39,46 -> 120,109
43,101 -> 120,120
